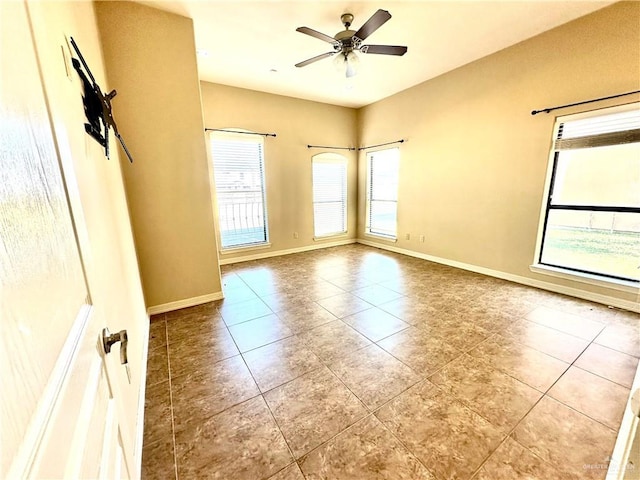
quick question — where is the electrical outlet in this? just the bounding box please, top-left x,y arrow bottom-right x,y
293,232 -> 299,239
405,233 -> 410,240
420,235 -> 425,243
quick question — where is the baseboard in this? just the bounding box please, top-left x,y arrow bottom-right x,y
357,239 -> 640,313
218,238 -> 357,265
146,291 -> 225,315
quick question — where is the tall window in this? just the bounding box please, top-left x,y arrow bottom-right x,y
537,104 -> 640,283
366,148 -> 400,239
312,153 -> 347,238
210,131 -> 269,249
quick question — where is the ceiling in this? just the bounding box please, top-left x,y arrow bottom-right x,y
139,1 -> 614,108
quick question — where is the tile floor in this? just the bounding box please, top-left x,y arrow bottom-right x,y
142,244 -> 640,480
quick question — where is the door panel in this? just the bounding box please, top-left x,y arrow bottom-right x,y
1,1 -> 143,478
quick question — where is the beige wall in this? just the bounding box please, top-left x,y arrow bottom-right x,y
200,83 -> 358,260
357,2 -> 640,304
95,1 -> 222,309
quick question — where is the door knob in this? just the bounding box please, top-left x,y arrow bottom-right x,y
102,327 -> 128,365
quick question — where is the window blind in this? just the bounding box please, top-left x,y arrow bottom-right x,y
210,132 -> 268,248
312,156 -> 347,238
367,148 -> 399,238
555,107 -> 640,150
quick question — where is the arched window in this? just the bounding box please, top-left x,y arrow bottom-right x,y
312,153 -> 347,238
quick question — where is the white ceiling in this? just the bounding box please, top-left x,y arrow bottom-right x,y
139,1 -> 614,108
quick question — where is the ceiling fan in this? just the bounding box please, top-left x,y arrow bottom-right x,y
295,9 -> 407,78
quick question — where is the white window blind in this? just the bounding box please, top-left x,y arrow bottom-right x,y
312,154 -> 347,238
210,131 -> 269,249
367,148 -> 399,238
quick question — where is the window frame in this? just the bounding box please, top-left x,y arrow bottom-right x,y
209,130 -> 270,251
365,147 -> 400,241
311,153 -> 348,240
532,102 -> 640,288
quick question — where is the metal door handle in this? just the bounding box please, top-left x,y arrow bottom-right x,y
102,327 -> 128,365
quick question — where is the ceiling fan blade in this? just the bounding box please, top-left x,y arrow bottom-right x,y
353,9 -> 392,41
295,51 -> 335,68
361,45 -> 407,56
296,27 -> 338,45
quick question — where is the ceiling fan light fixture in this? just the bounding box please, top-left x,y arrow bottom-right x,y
345,51 -> 359,78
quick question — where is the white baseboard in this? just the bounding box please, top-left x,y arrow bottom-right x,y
357,239 -> 640,313
218,238 -> 357,265
147,291 -> 225,315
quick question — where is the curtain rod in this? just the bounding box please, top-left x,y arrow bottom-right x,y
358,139 -> 404,151
531,90 -> 640,116
307,144 -> 356,151
205,128 -> 276,137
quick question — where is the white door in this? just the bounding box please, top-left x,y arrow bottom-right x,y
1,2 -> 146,478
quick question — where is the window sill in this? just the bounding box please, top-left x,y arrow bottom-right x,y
313,233 -> 348,241
364,232 -> 397,243
529,264 -> 639,294
220,243 -> 271,255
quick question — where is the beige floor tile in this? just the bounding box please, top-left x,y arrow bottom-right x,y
219,285 -> 259,305
575,343 -> 639,388
376,380 -> 505,480
175,396 -> 292,479
378,296 -> 455,325
342,307 -> 410,342
430,354 -> 542,432
452,303 -> 523,332
167,326 -> 239,378
143,380 -> 172,446
329,344 -> 421,410
352,284 -> 404,306
475,437 -> 580,480
525,305 -> 605,341
260,290 -> 313,312
467,335 -> 569,391
595,323 -> 640,357
299,415 -> 435,479
512,396 -> 617,479
326,273 -> 374,292
377,326 -> 462,376
263,366 -> 368,458
148,317 -> 166,351
171,355 -> 259,432
266,463 -> 305,480
146,346 -> 169,388
298,320 -> 371,363
218,297 -> 273,326
316,292 -> 373,318
243,336 -> 323,392
547,366 -> 629,430
276,302 -> 337,333
142,437 -> 176,480
142,245 -> 638,479
503,319 -> 589,363
228,313 -> 294,352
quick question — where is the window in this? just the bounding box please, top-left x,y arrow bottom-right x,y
366,148 -> 400,239
536,104 -> 640,283
312,153 -> 347,238
210,131 -> 269,249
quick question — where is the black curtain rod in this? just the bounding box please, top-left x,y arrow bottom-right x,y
358,139 -> 404,151
205,128 -> 276,137
307,144 -> 356,151
531,90 -> 640,116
